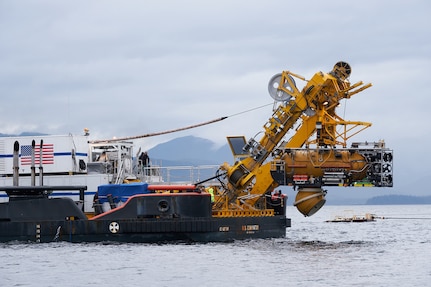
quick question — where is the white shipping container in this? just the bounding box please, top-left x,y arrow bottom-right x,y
0,134 -> 89,175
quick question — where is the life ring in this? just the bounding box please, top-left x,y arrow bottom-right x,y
109,222 -> 120,233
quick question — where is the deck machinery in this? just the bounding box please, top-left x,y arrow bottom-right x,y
211,62 -> 393,217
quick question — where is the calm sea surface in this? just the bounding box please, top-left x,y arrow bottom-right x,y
1,205 -> 430,287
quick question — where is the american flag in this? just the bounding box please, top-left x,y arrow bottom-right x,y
21,144 -> 54,165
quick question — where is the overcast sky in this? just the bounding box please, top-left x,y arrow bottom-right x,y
1,1 -> 430,193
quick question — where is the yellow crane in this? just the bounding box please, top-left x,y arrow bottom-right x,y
211,62 -> 393,217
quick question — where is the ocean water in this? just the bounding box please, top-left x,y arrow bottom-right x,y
0,205 -> 430,287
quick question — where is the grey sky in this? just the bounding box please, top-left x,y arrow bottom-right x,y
1,1 -> 430,194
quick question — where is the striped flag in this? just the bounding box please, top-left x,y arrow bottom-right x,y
20,144 -> 54,165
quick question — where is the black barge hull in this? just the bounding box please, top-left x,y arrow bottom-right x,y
0,186 -> 290,243
0,216 -> 290,243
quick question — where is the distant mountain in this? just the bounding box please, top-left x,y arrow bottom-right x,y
148,135 -> 233,166
366,195 -> 431,205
